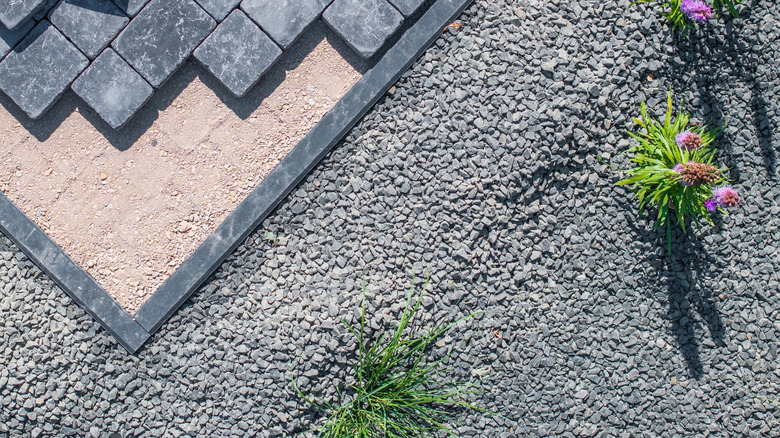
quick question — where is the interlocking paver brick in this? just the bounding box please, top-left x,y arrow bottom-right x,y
0,17 -> 35,59
323,0 -> 403,59
0,21 -> 88,119
33,0 -> 60,21
72,48 -> 153,129
193,0 -> 240,22
50,0 -> 128,59
112,0 -> 215,88
110,0 -> 150,17
194,10 -> 281,97
387,0 -> 424,17
0,0 -> 46,31
241,0 -> 329,49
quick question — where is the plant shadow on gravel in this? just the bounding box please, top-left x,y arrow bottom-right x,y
626,216 -> 726,379
663,8 -> 778,181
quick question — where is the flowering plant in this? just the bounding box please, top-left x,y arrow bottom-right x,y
616,92 -> 739,250
631,0 -> 742,31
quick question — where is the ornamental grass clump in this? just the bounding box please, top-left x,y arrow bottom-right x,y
291,277 -> 488,437
631,0 -> 743,31
616,92 -> 739,251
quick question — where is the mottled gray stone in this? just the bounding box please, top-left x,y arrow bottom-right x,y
323,0 -> 403,59
112,0 -> 215,87
109,0 -> 150,17
194,10 -> 281,97
49,0 -> 128,59
72,48 -> 153,129
241,0 -> 329,49
194,0 -> 240,22
33,0 -> 59,21
0,17 -> 35,58
388,0 -> 424,16
0,21 -> 87,119
0,0 -> 45,30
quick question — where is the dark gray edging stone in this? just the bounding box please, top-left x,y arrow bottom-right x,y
0,193 -> 150,352
0,0 -> 473,352
134,0 -> 475,334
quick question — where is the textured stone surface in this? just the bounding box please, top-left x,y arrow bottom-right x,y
72,48 -> 153,129
193,10 -> 281,97
32,0 -> 60,21
0,0 -> 45,30
112,0 -> 215,88
241,0 -> 329,49
323,0 -> 403,59
194,0 -> 240,22
388,0 -> 424,17
2,0 -> 780,436
0,21 -> 87,119
110,0 -> 150,17
49,0 -> 128,59
0,17 -> 35,58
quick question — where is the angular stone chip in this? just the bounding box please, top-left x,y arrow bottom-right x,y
72,48 -> 153,129
0,21 -> 88,119
241,0 -> 330,49
49,0 -> 129,59
194,10 -> 281,97
112,0 -> 215,88
323,0 -> 403,59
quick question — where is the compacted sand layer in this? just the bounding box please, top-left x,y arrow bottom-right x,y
0,24 -> 362,313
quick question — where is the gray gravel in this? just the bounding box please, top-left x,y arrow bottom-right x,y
2,0 -> 780,436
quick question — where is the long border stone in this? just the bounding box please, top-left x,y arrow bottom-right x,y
134,0 -> 474,334
0,193 -> 150,352
0,0 -> 474,352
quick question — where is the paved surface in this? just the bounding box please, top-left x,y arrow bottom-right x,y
1,0 -> 780,436
0,0 -> 417,128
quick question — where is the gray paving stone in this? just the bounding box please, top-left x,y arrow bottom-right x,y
0,0 -> 45,30
0,18 -> 35,59
33,0 -> 60,21
110,0 -> 150,17
50,0 -> 128,59
112,0 -> 215,88
0,21 -> 87,119
194,0 -> 240,22
194,10 -> 281,97
323,0 -> 403,59
72,48 -> 153,129
241,0 -> 329,49
387,0 -> 424,17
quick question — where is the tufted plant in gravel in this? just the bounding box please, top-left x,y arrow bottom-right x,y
615,91 -> 738,251
631,0 -> 743,30
291,278 -> 488,437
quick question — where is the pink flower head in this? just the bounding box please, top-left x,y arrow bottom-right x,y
680,0 -> 713,23
713,185 -> 739,208
676,131 -> 702,150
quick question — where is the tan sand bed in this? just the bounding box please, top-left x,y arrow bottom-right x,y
0,23 -> 363,313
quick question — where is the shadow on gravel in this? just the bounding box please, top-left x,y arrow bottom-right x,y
628,219 -> 726,379
664,10 -> 777,181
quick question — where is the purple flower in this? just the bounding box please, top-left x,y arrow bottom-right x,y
676,131 -> 702,150
680,0 -> 713,23
704,198 -> 717,213
713,185 -> 740,208
672,163 -> 690,186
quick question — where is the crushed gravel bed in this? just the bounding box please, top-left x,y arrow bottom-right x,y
2,0 -> 779,436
